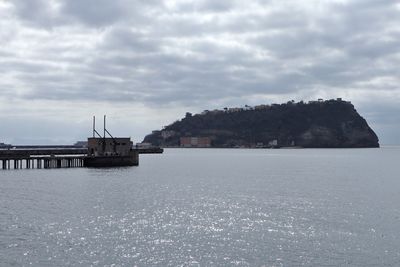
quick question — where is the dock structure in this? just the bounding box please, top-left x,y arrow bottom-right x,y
1,156 -> 85,170
0,147 -> 88,170
0,116 -> 161,170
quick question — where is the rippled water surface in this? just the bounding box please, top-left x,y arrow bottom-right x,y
1,148 -> 400,266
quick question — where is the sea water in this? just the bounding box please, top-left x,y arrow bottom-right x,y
1,148 -> 400,266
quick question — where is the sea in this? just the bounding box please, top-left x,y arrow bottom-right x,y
1,147 -> 400,266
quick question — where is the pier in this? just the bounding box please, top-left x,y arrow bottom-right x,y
1,156 -> 85,170
0,116 -> 162,170
0,147 -> 162,170
0,147 -> 87,170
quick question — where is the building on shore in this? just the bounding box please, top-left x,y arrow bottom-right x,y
180,137 -> 211,148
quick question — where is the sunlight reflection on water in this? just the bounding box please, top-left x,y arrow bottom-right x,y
1,148 -> 400,266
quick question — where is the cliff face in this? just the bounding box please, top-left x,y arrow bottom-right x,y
143,100 -> 379,148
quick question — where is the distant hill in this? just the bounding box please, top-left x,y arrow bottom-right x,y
143,99 -> 379,148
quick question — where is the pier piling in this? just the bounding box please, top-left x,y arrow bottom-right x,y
0,156 -> 87,170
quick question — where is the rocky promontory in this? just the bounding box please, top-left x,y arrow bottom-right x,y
143,99 -> 379,148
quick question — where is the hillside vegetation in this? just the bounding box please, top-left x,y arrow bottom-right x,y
143,99 -> 379,148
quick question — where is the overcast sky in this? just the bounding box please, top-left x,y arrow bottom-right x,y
0,0 -> 399,145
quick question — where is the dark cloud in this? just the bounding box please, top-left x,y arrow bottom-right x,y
100,27 -> 160,53
11,0 -> 54,22
60,0 -> 126,26
175,0 -> 238,13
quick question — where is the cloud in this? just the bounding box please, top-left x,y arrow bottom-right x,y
0,0 -> 399,143
60,0 -> 125,26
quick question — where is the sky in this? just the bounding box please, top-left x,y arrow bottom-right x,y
0,0 -> 399,145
